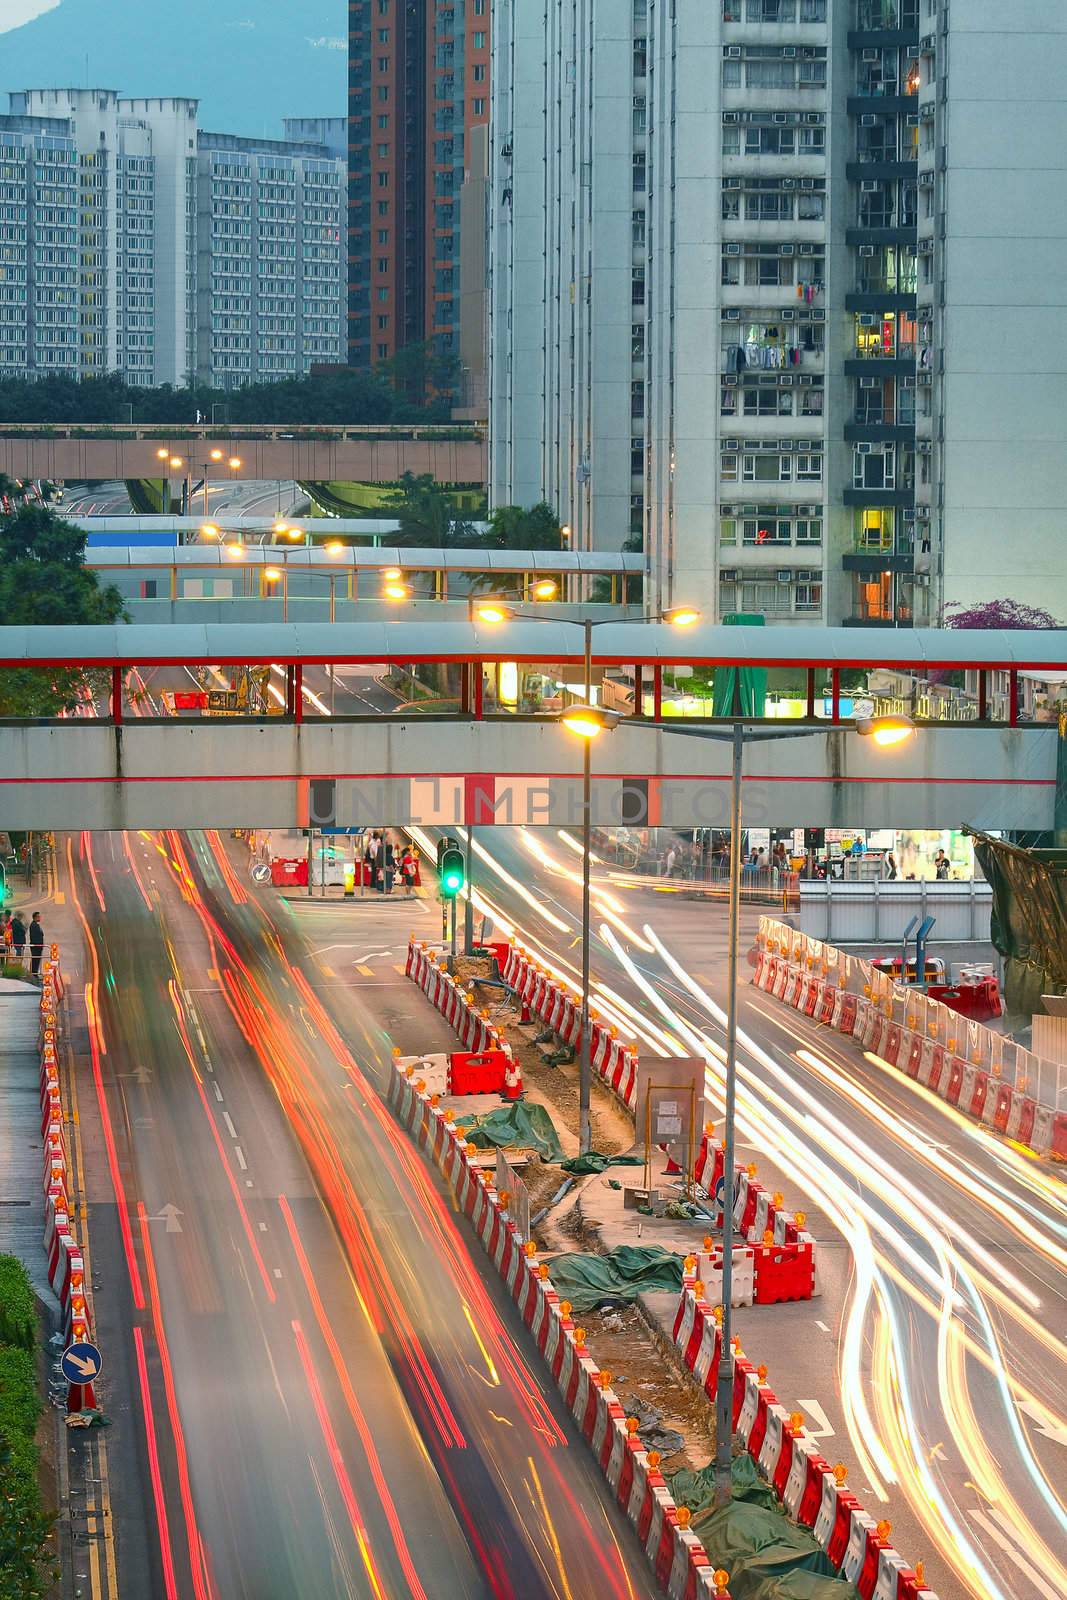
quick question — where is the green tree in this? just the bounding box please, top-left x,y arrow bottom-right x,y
0,503 -> 126,716
388,472 -> 476,547
484,502 -> 564,550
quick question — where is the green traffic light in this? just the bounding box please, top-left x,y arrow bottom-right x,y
439,845 -> 465,897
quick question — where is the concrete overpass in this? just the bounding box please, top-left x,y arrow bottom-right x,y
0,423 -> 486,487
1,621 -> 1063,831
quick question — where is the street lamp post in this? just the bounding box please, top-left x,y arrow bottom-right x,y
620,708 -> 916,1507
474,600 -> 701,1151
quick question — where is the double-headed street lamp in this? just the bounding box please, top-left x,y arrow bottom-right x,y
474,601 -> 701,1153
559,694 -> 915,1508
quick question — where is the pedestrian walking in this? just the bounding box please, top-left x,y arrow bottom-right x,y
935,848 -> 950,881
884,850 -> 898,881
9,911 -> 26,959
400,847 -> 418,890
28,912 -> 44,977
1,911 -> 11,953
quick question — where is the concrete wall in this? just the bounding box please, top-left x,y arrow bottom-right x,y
798,879 -> 992,945
937,3 -> 1067,617
0,721 -> 1056,832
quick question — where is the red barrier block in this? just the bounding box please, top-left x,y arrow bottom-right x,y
992,1084 -> 1013,1134
754,1241 -> 815,1305
449,1049 -> 509,1095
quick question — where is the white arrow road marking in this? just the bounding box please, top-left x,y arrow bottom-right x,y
147,1205 -> 184,1234
797,1399 -> 835,1441
1018,1399 -> 1067,1448
969,1509 -> 1063,1600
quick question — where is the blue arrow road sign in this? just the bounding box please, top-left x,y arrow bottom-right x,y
714,1176 -> 725,1207
61,1341 -> 102,1384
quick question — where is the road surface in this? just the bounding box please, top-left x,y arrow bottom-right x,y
432,824 -> 1067,1600
63,829 -> 664,1600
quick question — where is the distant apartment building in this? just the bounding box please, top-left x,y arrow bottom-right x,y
489,0 -> 1067,624
347,0 -> 490,393
0,88 -> 345,390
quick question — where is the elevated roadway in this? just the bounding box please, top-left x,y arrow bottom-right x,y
0,422 -> 486,487
1,621 -> 1064,831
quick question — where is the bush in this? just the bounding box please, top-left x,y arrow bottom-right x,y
0,1343 -> 53,1600
0,1259 -> 35,1352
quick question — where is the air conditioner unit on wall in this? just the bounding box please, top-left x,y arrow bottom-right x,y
723,111 -> 740,124
777,569 -> 793,582
860,376 -> 877,389
780,243 -> 795,256
723,438 -> 740,450
725,242 -> 741,255
774,112 -> 790,124
861,114 -> 877,128
859,244 -> 875,257
727,45 -> 742,58
721,569 -> 739,582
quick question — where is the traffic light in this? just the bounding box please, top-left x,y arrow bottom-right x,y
437,840 -> 465,898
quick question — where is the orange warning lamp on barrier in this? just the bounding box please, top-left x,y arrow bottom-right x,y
833,1463 -> 848,1485
676,1506 -> 691,1529
714,1572 -> 731,1598
646,1450 -> 661,1469
790,1411 -> 804,1433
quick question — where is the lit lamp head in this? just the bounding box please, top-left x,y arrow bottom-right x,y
273,521 -> 288,536
663,604 -> 702,628
156,447 -> 170,462
225,543 -> 243,559
263,567 -> 282,583
228,456 -> 242,470
382,566 -> 402,580
325,540 -> 344,555
559,704 -> 620,740
169,455 -> 183,470
855,713 -> 916,749
286,525 -> 304,541
475,601 -> 515,625
531,579 -> 558,601
200,523 -> 220,539
383,581 -> 410,602
209,448 -> 224,462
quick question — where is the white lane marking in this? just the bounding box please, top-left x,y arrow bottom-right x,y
234,1145 -> 247,1170
259,1222 -> 268,1232
273,1269 -> 283,1279
969,1509 -> 1062,1600
245,1179 -> 254,1188
1018,1399 -> 1067,1448
815,1319 -> 831,1333
797,1399 -> 835,1440
222,1111 -> 238,1140
213,1081 -> 224,1102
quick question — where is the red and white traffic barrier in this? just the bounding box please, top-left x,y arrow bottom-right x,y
670,1279 -> 938,1600
500,942 -> 640,1114
753,919 -> 1067,1162
404,940 -> 522,1095
388,1055 -> 735,1599
693,1135 -> 819,1302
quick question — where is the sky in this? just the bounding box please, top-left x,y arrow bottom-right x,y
0,0 -> 346,135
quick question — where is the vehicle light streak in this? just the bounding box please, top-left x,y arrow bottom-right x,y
277,1193 -> 433,1600
165,979 -> 277,1304
132,1325 -> 180,1600
82,829 -> 107,914
625,924 -> 1067,1599
290,1319 -> 386,1600
122,831 -> 154,911
137,1203 -> 212,1600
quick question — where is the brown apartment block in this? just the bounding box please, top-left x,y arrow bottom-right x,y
348,0 -> 489,383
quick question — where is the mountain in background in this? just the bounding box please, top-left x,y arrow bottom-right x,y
0,0 -> 346,136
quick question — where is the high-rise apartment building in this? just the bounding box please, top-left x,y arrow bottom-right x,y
347,0 -> 490,386
0,89 -> 345,390
489,1 -> 1067,623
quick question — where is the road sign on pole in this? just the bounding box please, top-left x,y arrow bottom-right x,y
61,1341 -> 103,1384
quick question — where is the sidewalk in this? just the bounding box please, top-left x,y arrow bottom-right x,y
0,981 -> 61,1322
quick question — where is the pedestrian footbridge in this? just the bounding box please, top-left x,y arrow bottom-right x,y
0,622 -> 1063,832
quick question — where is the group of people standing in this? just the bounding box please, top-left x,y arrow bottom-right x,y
361,831 -> 419,894
2,909 -> 45,975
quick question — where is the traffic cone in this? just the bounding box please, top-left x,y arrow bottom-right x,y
501,1053 -> 524,1101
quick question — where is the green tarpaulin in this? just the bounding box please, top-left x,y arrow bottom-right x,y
558,1151 -> 644,1175
454,1102 -> 563,1161
712,613 -> 768,718
670,1457 -> 860,1600
543,1245 -> 684,1311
